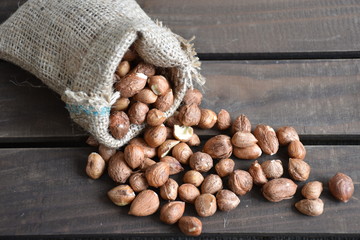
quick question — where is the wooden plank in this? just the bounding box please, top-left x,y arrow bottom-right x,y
1,0 -> 360,54
0,146 -> 359,235
0,59 -> 359,140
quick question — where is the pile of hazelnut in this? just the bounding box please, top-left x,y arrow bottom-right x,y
85,51 -> 355,236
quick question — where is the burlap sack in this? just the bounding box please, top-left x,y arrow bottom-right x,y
0,0 -> 204,148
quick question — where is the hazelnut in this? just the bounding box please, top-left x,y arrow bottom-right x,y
109,111 -> 130,139
178,216 -> 202,236
86,152 -> 105,179
160,178 -> 179,201
128,102 -> 149,125
201,174 -> 223,194
288,158 -> 311,182
183,170 -> 204,187
144,125 -> 167,148
216,189 -> 240,212
203,135 -> 232,159
187,133 -> 201,147
86,135 -> 99,147
301,181 -> 323,199
178,104 -> 201,126
166,127 -> 173,139
178,183 -> 201,204
116,60 -> 131,77
183,88 -> 203,105
329,172 -> 354,202
112,97 -> 130,111
129,138 -> 156,158
160,201 -> 185,225
172,142 -> 193,164
139,158 -> 156,171
215,158 -> 235,177
157,139 -> 180,158
129,172 -> 149,192
98,144 -> 116,162
248,160 -> 268,186
107,185 -> 135,206
198,109 -> 217,129
115,72 -> 147,98
233,145 -> 262,160
165,111 -> 181,128
145,162 -> 170,188
194,193 -> 217,217
228,170 -> 253,196
276,126 -> 300,146
146,109 -> 166,127
160,156 -> 184,175
132,62 -> 156,77
124,144 -> 144,169
262,178 -> 297,202
122,49 -> 138,62
154,89 -> 174,112
253,124 -> 279,155
173,125 -> 194,142
217,109 -> 231,130
133,88 -> 158,104
232,114 -> 251,134
288,140 -> 306,159
189,152 -> 213,173
261,160 -> 283,179
148,75 -> 170,96
128,190 -> 159,216
295,198 -> 324,216
108,151 -> 132,183
231,131 -> 258,148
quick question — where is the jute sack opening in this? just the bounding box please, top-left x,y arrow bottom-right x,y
0,0 -> 205,148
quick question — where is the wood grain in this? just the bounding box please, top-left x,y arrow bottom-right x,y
0,59 -> 359,140
0,146 -> 359,235
1,0 -> 360,54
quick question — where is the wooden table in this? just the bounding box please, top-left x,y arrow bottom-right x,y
1,0 -> 359,239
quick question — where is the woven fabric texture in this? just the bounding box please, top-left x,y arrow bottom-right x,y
0,0 -> 204,148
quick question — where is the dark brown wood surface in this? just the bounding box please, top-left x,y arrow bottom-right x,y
1,0 -> 360,54
1,59 -> 360,141
0,146 -> 359,235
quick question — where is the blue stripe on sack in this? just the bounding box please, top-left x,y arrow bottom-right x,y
65,104 -> 110,116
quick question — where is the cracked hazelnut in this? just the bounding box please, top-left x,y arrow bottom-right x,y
157,139 -> 180,158
173,125 -> 194,142
148,75 -> 170,96
203,135 -> 232,159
